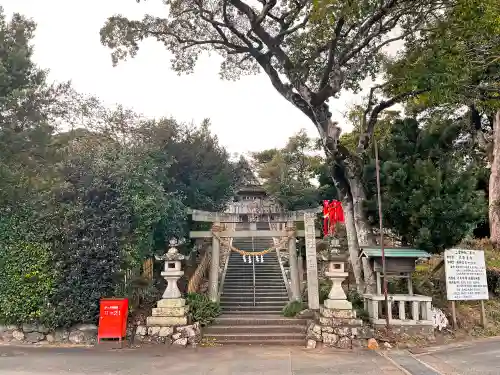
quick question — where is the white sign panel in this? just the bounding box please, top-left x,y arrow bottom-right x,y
444,249 -> 488,301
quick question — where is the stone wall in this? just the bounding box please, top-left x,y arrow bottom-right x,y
134,322 -> 201,347
306,307 -> 374,349
373,324 -> 435,344
0,322 -> 202,347
0,323 -> 99,345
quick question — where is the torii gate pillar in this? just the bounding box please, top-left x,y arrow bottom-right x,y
208,222 -> 220,302
287,221 -> 301,301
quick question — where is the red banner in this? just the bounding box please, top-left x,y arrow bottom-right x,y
322,200 -> 345,236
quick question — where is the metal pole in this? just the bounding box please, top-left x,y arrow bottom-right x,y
252,236 -> 256,307
374,138 -> 389,329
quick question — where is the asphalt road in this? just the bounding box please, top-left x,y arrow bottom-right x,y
0,344 -> 404,375
1,338 -> 500,375
407,337 -> 500,375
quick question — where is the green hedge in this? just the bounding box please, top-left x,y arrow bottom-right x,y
0,241 -> 55,325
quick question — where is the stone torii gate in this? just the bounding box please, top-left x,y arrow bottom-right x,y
188,207 -> 322,310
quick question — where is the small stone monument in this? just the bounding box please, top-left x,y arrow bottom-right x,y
146,239 -> 189,327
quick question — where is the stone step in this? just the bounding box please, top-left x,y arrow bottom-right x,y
203,338 -> 306,346
223,288 -> 286,293
222,308 -> 284,313
204,325 -> 305,334
222,295 -> 288,300
227,263 -> 280,266
203,333 -> 305,343
227,265 -> 281,274
224,276 -> 283,280
223,284 -> 286,288
226,271 -> 282,273
225,274 -> 282,277
221,296 -> 289,302
223,279 -> 285,283
226,268 -> 281,272
221,305 -> 286,311
223,287 -> 286,291
213,315 -> 307,326
222,310 -> 284,315
221,299 -> 288,305
225,272 -> 282,275
223,283 -> 286,288
224,277 -> 284,281
221,292 -> 288,297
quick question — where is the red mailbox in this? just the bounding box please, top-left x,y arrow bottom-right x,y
97,298 -> 129,344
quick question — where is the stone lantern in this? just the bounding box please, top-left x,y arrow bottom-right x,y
146,239 -> 188,327
157,238 -> 185,299
323,251 -> 352,310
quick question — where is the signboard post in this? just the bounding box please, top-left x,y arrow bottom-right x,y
444,249 -> 488,327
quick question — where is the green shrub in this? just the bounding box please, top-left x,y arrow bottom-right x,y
282,300 -> 307,317
186,292 -> 221,326
319,278 -> 332,304
487,267 -> 500,296
0,241 -> 55,325
346,289 -> 364,310
346,289 -> 370,322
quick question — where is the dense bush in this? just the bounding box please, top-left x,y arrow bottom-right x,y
186,293 -> 221,326
486,268 -> 500,296
0,10 -> 240,328
0,239 -> 55,325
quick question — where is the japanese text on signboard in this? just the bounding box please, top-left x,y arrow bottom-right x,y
444,248 -> 488,301
103,305 -> 121,316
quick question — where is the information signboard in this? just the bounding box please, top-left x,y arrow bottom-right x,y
444,248 -> 488,301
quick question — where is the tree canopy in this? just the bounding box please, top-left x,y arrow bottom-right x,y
318,115 -> 486,252
101,0 -> 450,149
0,9 -> 239,327
251,129 -> 323,210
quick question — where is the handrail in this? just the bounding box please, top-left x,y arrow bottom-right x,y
187,246 -> 211,293
252,236 -> 256,307
276,247 -> 292,301
218,223 -> 234,300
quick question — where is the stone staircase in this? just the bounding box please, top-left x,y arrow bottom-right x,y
203,235 -> 307,345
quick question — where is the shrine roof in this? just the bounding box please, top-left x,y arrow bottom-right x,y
360,247 -> 431,259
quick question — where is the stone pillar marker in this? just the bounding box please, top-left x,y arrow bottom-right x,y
146,239 -> 189,327
324,254 -> 352,310
304,212 -> 320,309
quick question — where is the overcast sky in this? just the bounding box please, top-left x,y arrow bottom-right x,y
2,0 -> 370,155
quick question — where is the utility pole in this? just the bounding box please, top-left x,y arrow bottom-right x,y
374,137 -> 389,330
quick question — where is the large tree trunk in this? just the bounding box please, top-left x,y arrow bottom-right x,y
489,110 -> 500,246
339,191 -> 364,292
347,175 -> 376,293
330,162 -> 365,292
